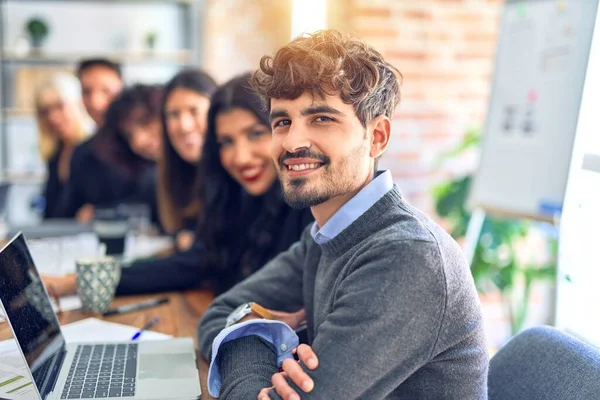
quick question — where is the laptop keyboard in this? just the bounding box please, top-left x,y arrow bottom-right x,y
60,343 -> 138,399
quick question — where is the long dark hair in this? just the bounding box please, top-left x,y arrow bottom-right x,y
92,84 -> 163,177
195,73 -> 285,275
158,69 -> 217,233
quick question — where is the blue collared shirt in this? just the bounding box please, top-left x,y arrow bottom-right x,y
207,170 -> 394,397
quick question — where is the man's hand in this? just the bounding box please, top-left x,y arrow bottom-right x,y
257,344 -> 318,400
269,309 -> 306,331
76,204 -> 95,223
240,308 -> 306,331
175,230 -> 194,251
41,274 -> 77,296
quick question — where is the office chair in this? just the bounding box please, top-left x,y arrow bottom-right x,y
488,325 -> 600,399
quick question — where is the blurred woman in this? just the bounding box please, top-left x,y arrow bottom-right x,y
35,74 -> 90,219
61,84 -> 163,223
44,73 -> 313,296
158,70 -> 217,250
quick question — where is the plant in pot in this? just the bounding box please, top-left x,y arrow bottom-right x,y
145,31 -> 158,51
25,17 -> 49,53
432,129 -> 558,336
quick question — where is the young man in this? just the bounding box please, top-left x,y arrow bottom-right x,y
77,58 -> 123,127
61,59 -> 123,222
198,30 -> 488,399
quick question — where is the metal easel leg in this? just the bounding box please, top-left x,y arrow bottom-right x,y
463,207 -> 486,267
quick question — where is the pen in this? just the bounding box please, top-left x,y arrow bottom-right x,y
131,317 -> 160,341
102,297 -> 169,316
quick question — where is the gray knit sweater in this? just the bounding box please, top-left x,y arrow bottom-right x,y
198,186 -> 488,399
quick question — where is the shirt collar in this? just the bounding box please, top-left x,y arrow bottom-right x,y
310,170 -> 394,244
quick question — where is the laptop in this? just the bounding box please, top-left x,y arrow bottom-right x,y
0,233 -> 201,399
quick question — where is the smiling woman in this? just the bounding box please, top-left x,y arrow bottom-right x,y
216,108 -> 277,196
157,70 -> 217,244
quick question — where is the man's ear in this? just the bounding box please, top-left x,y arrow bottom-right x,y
368,115 -> 391,159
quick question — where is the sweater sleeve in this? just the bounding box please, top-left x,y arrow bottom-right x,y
116,239 -> 208,295
197,226 -> 311,361
221,241 -> 449,400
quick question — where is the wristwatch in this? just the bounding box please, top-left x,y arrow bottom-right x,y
225,302 -> 273,328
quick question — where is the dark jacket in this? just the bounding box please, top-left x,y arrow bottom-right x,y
116,199 -> 313,296
59,139 -> 158,224
42,149 -> 67,219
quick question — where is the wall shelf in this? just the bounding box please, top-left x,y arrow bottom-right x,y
3,108 -> 35,118
1,50 -> 193,65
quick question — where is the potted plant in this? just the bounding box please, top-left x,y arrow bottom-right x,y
432,129 -> 557,336
145,31 -> 157,51
25,17 -> 49,52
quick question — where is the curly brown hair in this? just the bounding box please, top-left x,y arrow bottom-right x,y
251,30 -> 402,127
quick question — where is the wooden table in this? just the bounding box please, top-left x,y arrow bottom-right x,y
0,290 -> 215,399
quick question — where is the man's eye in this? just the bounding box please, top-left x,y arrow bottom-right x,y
273,119 -> 291,128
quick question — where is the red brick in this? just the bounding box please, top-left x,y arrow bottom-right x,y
463,32 -> 499,43
354,28 -> 398,39
386,50 -> 428,61
402,10 -> 433,21
455,51 -> 494,61
351,7 -> 392,18
405,71 -> 468,81
447,12 -> 491,25
426,32 -> 455,41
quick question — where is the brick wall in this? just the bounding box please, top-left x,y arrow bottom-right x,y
202,0 -> 292,83
331,0 -> 503,215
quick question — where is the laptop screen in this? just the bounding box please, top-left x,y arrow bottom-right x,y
0,233 -> 66,396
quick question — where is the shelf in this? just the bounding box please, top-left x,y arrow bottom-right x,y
1,50 -> 193,65
2,108 -> 35,119
2,0 -> 195,4
1,172 -> 46,185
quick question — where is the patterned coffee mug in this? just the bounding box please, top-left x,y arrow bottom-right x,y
76,257 -> 121,313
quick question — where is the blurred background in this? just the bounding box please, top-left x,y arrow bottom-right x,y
0,0 -> 597,352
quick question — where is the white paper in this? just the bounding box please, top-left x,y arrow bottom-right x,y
123,234 -> 173,262
55,295 -> 82,313
0,340 -> 36,400
62,318 -> 172,343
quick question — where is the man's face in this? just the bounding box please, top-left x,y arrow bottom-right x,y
270,92 -> 373,209
79,66 -> 123,126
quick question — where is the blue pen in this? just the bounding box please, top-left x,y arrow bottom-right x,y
131,317 -> 160,341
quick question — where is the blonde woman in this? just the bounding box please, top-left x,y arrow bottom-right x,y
35,73 -> 90,219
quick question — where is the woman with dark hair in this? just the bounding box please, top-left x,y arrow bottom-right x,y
158,69 -> 217,251
60,84 -> 163,222
44,73 -> 313,297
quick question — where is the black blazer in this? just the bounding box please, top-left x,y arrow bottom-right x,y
43,149 -> 67,219
116,202 -> 314,296
60,139 -> 158,224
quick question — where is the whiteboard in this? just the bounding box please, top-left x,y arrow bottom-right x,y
468,0 -> 598,221
556,0 -> 600,347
